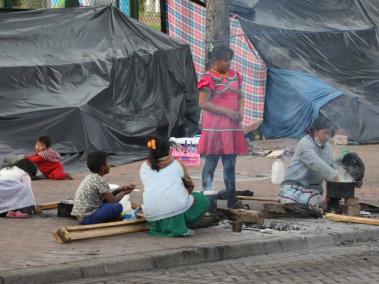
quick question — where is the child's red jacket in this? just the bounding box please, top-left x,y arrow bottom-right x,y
27,149 -> 68,180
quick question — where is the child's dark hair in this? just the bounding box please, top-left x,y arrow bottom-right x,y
87,151 -> 108,174
37,136 -> 52,148
210,45 -> 234,61
147,136 -> 171,171
14,158 -> 37,177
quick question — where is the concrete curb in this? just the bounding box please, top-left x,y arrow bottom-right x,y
1,226 -> 379,284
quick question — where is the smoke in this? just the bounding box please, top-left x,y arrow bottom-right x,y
334,164 -> 354,183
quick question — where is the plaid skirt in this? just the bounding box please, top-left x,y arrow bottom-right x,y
279,183 -> 323,206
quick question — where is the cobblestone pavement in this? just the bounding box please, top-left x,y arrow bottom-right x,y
66,241 -> 379,284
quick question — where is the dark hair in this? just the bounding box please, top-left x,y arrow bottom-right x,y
147,136 -> 171,171
210,45 -> 234,62
14,158 -> 37,177
87,151 -> 108,174
308,116 -> 334,135
37,136 -> 52,148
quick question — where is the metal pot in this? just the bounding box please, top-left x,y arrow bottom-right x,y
326,181 -> 355,198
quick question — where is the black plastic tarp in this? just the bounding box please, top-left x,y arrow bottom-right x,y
0,6 -> 199,170
231,0 -> 379,144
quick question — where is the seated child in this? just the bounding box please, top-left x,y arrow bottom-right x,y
0,159 -> 38,218
26,136 -> 72,180
71,151 -> 135,225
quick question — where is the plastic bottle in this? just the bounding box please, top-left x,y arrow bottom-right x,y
271,159 -> 285,184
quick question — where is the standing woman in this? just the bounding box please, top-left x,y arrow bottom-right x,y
198,45 -> 248,208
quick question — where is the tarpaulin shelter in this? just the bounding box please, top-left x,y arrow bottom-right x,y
231,0 -> 379,144
0,6 -> 199,170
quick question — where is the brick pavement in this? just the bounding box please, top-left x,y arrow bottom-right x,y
66,241 -> 379,284
0,143 -> 378,280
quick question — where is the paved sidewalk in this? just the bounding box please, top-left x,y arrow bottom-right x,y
66,241 -> 379,284
0,144 -> 378,284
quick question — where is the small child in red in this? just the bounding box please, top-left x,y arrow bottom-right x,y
26,136 -> 73,180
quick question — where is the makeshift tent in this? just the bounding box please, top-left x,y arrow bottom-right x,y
231,0 -> 379,144
260,68 -> 343,138
0,6 -> 199,170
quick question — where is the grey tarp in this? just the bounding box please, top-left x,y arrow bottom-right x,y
231,0 -> 379,144
0,6 -> 199,170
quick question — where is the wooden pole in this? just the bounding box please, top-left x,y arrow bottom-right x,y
37,202 -> 59,210
205,0 -> 230,71
237,196 -> 279,203
218,208 -> 264,224
53,218 -> 148,243
325,213 -> 379,226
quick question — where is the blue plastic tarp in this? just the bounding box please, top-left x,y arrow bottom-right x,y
260,68 -> 343,138
231,0 -> 379,143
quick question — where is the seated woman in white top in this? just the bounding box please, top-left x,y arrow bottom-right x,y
0,159 -> 38,218
140,136 -> 209,237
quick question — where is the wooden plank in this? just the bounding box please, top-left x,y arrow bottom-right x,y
325,213 -> 379,226
53,219 -> 148,243
237,196 -> 279,203
262,202 -> 322,218
65,218 -> 146,232
37,202 -> 58,210
66,223 -> 148,241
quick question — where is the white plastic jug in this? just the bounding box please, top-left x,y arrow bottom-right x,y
271,159 -> 285,184
119,195 -> 132,214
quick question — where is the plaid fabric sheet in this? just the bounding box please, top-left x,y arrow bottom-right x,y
166,0 -> 267,126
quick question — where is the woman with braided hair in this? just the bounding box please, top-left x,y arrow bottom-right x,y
140,136 -> 209,237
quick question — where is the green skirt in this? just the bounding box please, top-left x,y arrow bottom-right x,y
148,192 -> 209,237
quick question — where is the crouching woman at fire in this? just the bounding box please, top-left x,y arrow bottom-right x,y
278,116 -> 339,208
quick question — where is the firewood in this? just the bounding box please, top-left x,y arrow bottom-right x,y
325,213 -> 379,226
218,208 -> 264,224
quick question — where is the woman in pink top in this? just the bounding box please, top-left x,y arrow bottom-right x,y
198,45 -> 248,208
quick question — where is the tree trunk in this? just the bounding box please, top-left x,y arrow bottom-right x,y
205,0 -> 230,71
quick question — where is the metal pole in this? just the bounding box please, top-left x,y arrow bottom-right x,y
4,0 -> 13,8
65,0 -> 80,8
130,0 -> 138,20
160,0 -> 167,33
